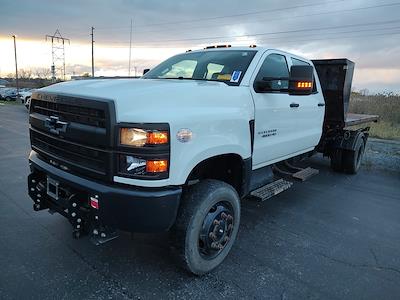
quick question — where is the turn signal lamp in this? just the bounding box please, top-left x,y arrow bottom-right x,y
296,81 -> 313,88
146,160 -> 168,173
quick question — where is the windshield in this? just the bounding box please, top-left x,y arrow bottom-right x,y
142,50 -> 257,85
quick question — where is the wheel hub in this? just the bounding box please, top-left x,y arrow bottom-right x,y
199,202 -> 234,258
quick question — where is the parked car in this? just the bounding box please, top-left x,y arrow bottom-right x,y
19,89 -> 34,108
0,88 -> 18,101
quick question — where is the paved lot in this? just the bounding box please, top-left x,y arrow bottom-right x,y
0,103 -> 399,299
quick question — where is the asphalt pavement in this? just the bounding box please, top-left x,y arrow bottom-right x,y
0,103 -> 399,299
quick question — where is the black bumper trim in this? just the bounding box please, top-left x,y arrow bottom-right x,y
29,151 -> 182,233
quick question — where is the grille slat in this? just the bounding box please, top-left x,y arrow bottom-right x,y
31,99 -> 106,128
31,130 -> 107,175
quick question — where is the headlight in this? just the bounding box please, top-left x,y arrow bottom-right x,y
120,128 -> 168,147
119,155 -> 168,178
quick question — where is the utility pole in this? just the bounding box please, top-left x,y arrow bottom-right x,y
45,30 -> 70,81
12,35 -> 19,97
91,27 -> 95,77
128,19 -> 133,76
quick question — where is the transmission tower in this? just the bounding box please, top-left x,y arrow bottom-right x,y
45,30 -> 70,81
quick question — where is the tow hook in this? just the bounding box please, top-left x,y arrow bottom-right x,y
90,226 -> 119,245
90,213 -> 118,245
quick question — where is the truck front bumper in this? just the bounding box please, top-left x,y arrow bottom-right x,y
28,151 -> 182,234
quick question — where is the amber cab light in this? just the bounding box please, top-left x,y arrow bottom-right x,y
146,160 -> 168,173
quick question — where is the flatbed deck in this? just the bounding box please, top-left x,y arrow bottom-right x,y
345,113 -> 379,127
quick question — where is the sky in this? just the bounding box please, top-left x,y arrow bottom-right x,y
1,0 -> 400,93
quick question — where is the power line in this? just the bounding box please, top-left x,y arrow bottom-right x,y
94,0 -> 345,31
110,18 -> 400,45
94,27 -> 400,49
132,2 -> 400,35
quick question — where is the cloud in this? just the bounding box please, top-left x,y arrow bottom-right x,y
1,0 -> 399,91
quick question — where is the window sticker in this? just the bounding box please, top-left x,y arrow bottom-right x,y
217,74 -> 231,81
230,70 -> 242,83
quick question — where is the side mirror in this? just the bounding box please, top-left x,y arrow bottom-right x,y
143,68 -> 150,75
254,76 -> 288,93
288,65 -> 314,95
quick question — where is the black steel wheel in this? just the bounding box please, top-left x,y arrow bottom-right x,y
198,201 -> 235,260
342,135 -> 365,174
170,179 -> 240,275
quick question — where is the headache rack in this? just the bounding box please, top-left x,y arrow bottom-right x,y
312,58 -> 378,131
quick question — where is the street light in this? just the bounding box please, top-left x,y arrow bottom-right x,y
12,35 -> 19,100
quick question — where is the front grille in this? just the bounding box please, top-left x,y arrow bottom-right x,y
31,99 -> 106,128
29,92 -> 115,182
31,129 -> 109,177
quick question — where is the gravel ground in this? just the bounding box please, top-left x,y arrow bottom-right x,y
363,138 -> 400,172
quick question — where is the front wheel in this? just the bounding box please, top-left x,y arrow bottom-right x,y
170,179 -> 241,275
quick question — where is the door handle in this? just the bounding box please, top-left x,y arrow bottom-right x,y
318,103 -> 325,107
290,103 -> 300,108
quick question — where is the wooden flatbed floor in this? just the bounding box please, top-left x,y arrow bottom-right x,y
345,113 -> 379,127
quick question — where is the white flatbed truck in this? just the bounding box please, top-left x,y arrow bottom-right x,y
27,46 -> 378,275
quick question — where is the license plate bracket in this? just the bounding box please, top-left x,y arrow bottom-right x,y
47,176 -> 60,200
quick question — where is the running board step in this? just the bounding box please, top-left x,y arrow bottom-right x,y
292,167 -> 319,181
250,179 -> 293,202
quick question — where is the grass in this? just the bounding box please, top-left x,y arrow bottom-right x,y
0,100 -> 21,106
349,93 -> 400,140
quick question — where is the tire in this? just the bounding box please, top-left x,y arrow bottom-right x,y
330,149 -> 343,172
342,137 -> 365,174
5,96 -> 11,101
170,179 -> 241,275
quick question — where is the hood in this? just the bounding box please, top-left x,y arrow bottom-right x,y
40,78 -> 250,123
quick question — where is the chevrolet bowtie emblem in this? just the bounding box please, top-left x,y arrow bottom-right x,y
45,116 -> 68,135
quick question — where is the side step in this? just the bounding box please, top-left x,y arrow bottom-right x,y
292,167 -> 319,181
250,179 -> 293,202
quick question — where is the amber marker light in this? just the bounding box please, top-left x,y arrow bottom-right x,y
146,160 -> 168,173
297,81 -> 312,88
147,131 -> 168,145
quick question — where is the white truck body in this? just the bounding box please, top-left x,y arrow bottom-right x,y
41,47 -> 325,187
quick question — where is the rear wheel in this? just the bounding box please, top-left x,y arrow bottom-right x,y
5,96 -> 11,101
342,136 -> 365,174
170,179 -> 240,275
330,149 -> 343,172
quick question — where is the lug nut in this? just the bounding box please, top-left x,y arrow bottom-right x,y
37,194 -> 41,198
95,216 -> 98,220
37,199 -> 41,203
72,203 -> 77,207
100,233 -> 106,238
32,179 -> 36,183
30,188 -> 35,192
77,218 -> 81,223
71,212 -> 76,217
93,229 -> 99,235
76,224 -> 81,229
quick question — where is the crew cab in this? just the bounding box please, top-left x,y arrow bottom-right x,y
27,46 -> 378,275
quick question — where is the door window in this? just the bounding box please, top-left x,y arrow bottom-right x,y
254,54 -> 289,93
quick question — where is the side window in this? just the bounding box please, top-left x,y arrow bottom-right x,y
291,58 -> 310,66
291,57 -> 317,93
254,54 -> 289,93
